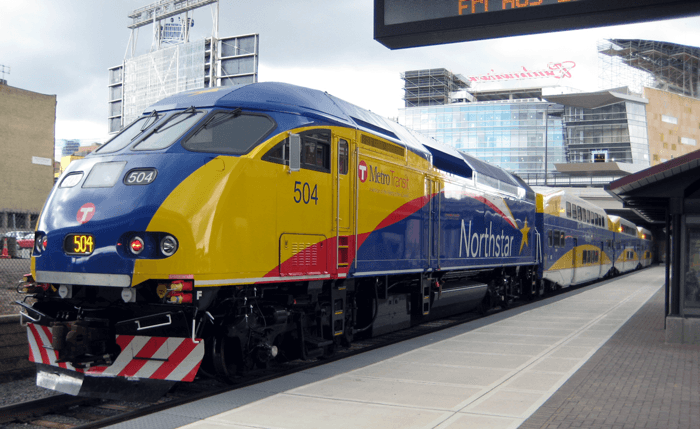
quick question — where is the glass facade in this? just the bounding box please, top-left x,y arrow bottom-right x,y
399,102 -> 566,175
564,101 -> 649,166
399,98 -> 650,180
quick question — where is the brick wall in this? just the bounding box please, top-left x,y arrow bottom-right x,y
0,84 -> 56,213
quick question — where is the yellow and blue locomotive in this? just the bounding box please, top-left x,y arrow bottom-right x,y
17,82 -> 647,399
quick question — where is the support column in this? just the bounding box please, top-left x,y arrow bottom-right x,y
666,197 -> 685,343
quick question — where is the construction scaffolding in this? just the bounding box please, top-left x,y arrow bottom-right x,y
109,0 -> 259,133
122,39 -> 206,125
401,68 -> 470,107
599,39 -> 700,99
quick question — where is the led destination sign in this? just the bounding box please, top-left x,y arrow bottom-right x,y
384,0 -> 579,25
375,0 -> 700,49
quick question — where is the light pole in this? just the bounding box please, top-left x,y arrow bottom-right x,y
543,104 -> 553,186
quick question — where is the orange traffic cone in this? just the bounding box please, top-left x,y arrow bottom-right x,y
1,237 -> 10,259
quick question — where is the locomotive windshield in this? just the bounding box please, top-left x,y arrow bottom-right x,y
181,110 -> 275,155
97,108 -> 207,154
97,116 -> 153,154
133,107 -> 206,151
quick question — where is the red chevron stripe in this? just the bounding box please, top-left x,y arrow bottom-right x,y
149,339 -> 200,380
118,337 -> 167,377
28,324 -> 50,364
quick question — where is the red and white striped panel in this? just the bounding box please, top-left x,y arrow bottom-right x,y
26,323 -> 204,382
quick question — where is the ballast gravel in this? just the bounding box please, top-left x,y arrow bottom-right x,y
0,376 -> 60,407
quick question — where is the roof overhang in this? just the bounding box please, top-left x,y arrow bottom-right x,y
545,88 -> 648,109
606,150 -> 700,223
555,162 -> 645,177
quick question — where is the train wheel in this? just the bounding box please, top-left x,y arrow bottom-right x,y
477,292 -> 491,315
211,333 -> 242,383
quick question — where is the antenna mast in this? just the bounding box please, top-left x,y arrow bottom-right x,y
0,65 -> 10,84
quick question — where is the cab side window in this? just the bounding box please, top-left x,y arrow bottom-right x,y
339,140 -> 348,175
262,129 -> 331,173
301,131 -> 331,172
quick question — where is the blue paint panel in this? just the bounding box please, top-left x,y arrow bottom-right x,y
352,188 -> 538,276
439,194 -> 536,269
36,153 -> 213,277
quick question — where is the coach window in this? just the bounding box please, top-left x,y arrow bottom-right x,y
566,202 -> 571,218
338,139 -> 348,175
577,206 -> 582,221
548,231 -> 553,247
559,231 -> 566,247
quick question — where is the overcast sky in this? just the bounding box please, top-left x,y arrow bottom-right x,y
2,0 -> 700,151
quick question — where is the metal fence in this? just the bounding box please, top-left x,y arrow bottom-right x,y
1,222 -> 36,316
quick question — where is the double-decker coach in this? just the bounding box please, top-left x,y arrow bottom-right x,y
608,215 -> 640,274
533,187 -> 613,289
637,226 -> 653,268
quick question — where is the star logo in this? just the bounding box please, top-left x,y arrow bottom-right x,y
519,218 -> 530,254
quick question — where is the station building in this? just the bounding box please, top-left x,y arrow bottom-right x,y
398,39 -> 700,192
0,81 -> 56,232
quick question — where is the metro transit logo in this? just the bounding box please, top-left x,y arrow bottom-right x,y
77,203 -> 96,224
358,160 -> 368,183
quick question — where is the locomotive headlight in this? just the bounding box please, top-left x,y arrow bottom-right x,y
58,284 -> 72,299
35,235 -> 47,253
160,235 -> 178,257
129,237 -> 145,255
121,287 -> 136,303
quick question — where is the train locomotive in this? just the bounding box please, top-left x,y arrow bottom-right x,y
17,82 -> 651,400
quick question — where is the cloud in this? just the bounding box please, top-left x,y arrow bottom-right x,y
260,64 -> 404,119
4,1 -> 700,142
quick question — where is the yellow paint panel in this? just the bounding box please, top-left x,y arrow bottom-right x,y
543,195 -> 563,217
133,154 -> 283,286
131,125 -> 433,287
548,244 -> 610,271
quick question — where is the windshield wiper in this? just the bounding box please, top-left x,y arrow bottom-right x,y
140,110 -> 160,131
139,106 -> 197,141
200,107 -> 242,130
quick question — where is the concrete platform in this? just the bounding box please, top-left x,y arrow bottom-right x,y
107,266 -> 695,429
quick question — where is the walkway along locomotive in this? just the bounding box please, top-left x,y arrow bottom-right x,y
16,83 -> 650,399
